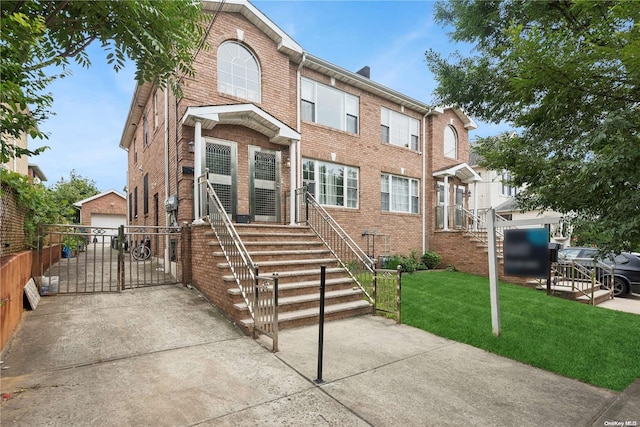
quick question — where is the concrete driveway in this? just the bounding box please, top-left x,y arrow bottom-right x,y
1,284 -> 637,426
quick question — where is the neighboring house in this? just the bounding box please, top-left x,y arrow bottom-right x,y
73,190 -> 127,236
28,163 -> 47,185
469,150 -> 571,246
118,0 -> 497,323
1,130 -> 29,177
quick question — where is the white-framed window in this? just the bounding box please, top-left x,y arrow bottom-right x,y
302,158 -> 358,208
501,172 -> 519,196
301,77 -> 359,134
381,173 -> 419,214
381,107 -> 420,150
218,41 -> 261,103
444,125 -> 458,158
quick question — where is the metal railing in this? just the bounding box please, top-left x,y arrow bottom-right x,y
552,258 -> 615,304
436,206 -> 507,256
253,271 -> 279,352
200,174 -> 257,316
373,266 -> 402,322
296,187 -> 374,302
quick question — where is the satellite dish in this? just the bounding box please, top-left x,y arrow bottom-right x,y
33,177 -> 41,184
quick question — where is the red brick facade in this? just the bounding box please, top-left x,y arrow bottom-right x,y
121,3 -> 485,281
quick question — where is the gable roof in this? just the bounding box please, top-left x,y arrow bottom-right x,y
119,0 -> 478,150
182,103 -> 300,145
73,190 -> 126,208
432,162 -> 482,183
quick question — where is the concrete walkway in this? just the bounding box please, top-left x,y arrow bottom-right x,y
1,284 -> 637,426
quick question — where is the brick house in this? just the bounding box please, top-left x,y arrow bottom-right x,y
118,0 -> 488,327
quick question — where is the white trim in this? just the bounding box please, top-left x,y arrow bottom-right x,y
182,104 -> 300,145
74,190 -> 125,207
432,162 -> 482,183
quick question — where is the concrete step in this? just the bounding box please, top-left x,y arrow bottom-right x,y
239,299 -> 372,330
233,288 -> 364,314
223,267 -> 348,284
576,289 -> 613,305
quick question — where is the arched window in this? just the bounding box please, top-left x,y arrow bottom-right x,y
444,125 -> 458,159
217,41 -> 261,102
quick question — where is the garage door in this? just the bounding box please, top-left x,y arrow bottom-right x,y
91,214 -> 126,235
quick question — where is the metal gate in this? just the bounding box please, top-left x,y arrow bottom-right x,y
37,224 -> 182,294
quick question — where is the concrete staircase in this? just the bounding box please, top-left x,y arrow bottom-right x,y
208,223 -> 372,330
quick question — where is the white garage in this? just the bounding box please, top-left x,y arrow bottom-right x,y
74,190 -> 127,237
90,214 -> 126,234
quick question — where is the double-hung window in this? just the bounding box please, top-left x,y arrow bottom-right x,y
381,107 -> 420,150
301,77 -> 359,134
303,158 -> 358,208
381,173 -> 419,214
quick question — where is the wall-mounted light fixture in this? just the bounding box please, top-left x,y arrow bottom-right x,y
188,140 -> 195,153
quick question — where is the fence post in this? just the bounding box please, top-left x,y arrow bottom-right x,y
117,225 -> 125,291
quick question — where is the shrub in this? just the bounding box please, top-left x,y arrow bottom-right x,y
421,251 -> 442,269
385,253 -> 419,273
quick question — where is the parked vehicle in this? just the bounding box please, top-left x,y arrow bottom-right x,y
558,247 -> 640,297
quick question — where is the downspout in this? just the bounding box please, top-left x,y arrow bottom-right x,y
294,53 -> 307,224
421,111 -> 427,253
164,88 -> 171,266
175,92 -> 180,214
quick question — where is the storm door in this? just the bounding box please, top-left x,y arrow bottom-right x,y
249,146 -> 281,222
206,140 -> 237,219
453,185 -> 465,229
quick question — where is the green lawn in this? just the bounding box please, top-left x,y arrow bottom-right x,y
401,271 -> 640,391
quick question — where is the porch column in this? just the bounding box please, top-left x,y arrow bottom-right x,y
289,139 -> 297,226
193,119 -> 202,220
443,175 -> 449,231
473,180 -> 478,231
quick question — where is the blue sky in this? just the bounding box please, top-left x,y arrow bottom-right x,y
31,0 -> 509,192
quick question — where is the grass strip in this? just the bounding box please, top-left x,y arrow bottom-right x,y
401,271 -> 640,391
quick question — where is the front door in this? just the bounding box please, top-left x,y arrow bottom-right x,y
206,139 -> 237,219
249,146 -> 281,222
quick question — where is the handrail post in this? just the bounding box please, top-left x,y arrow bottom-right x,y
305,191 -> 309,224
272,272 -> 279,352
373,265 -> 377,314
315,265 -> 326,384
591,259 -> 596,305
397,265 -> 402,324
253,266 -> 259,339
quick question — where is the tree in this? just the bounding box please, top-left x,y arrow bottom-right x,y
426,0 -> 640,253
50,170 -> 99,223
1,0 -> 206,162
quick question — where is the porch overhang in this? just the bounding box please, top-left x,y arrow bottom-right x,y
433,162 -> 481,183
181,104 -> 300,145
